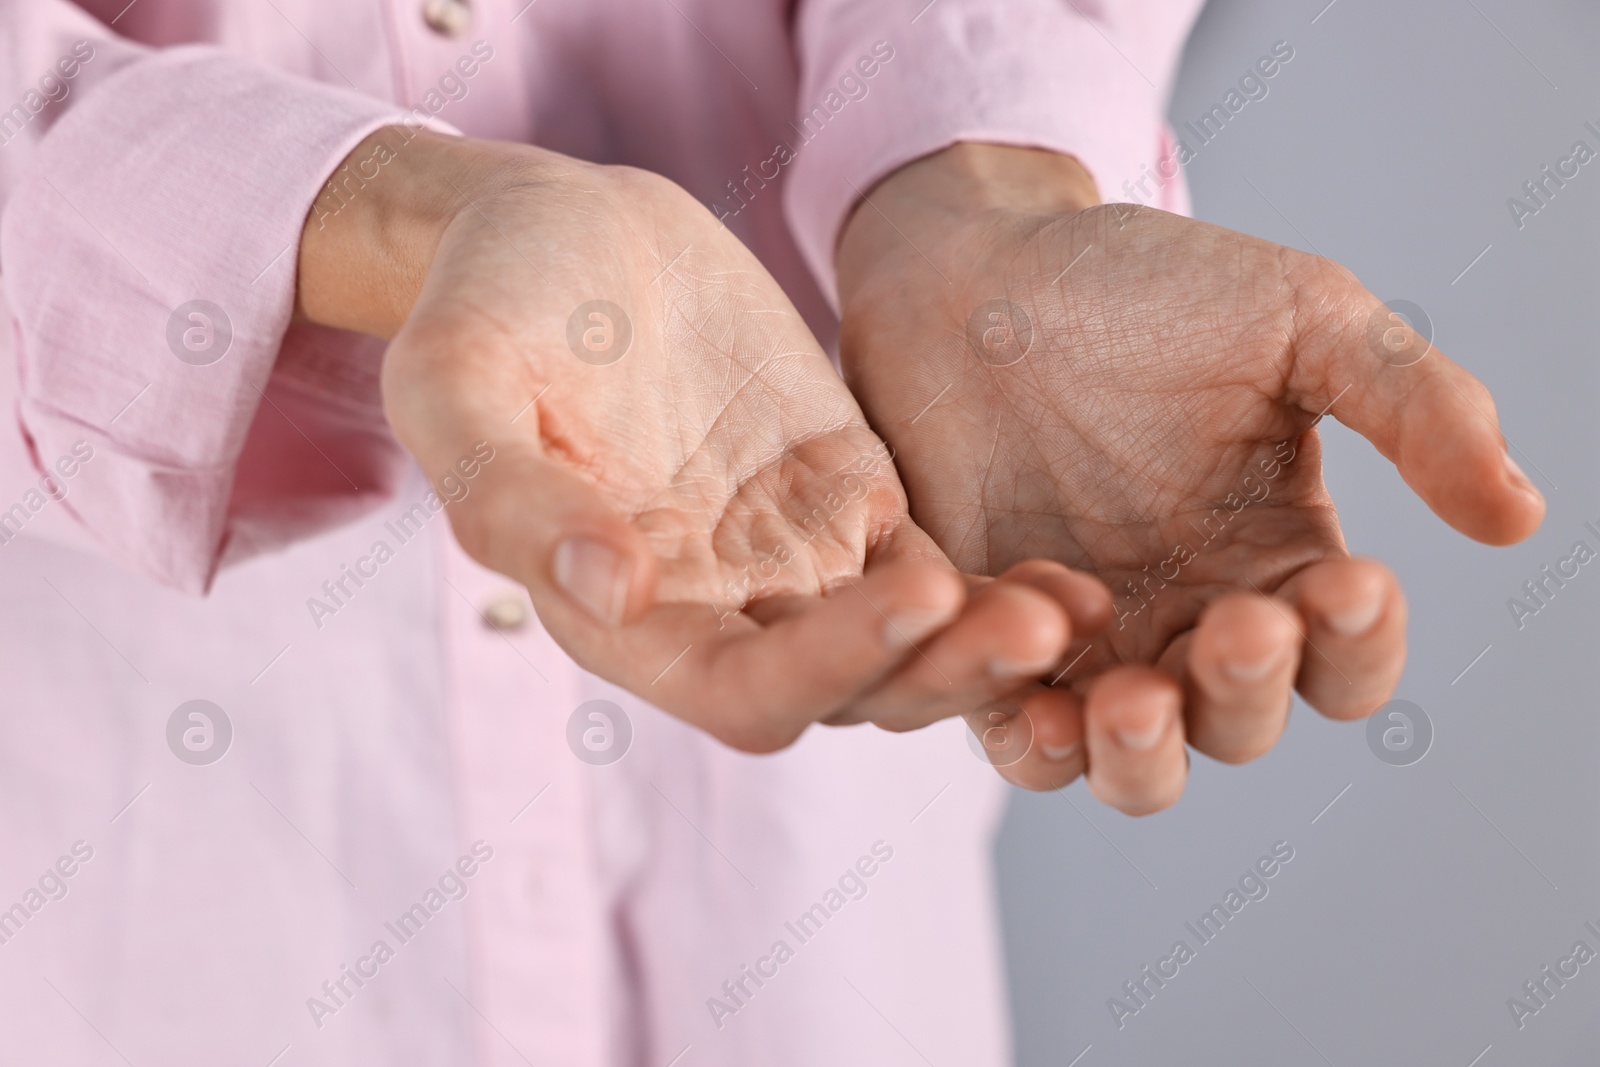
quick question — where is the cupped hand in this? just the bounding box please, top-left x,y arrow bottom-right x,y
298,130 -> 1100,752
836,143 -> 1544,809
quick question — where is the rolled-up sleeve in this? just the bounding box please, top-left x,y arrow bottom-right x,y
0,6 -> 449,592
785,0 -> 1205,305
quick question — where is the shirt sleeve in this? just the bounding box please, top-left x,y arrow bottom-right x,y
0,3 -> 450,593
785,0 -> 1206,307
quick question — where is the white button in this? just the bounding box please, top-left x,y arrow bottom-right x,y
422,0 -> 472,37
481,592 -> 529,632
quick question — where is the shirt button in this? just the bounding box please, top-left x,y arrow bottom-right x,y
482,592 -> 529,632
421,0 -> 472,37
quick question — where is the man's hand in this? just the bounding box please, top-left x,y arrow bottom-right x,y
837,143 -> 1544,809
297,130 -> 1101,752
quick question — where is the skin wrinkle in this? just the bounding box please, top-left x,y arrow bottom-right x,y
662,350 -> 864,521
448,184 -> 890,609
656,286 -> 784,468
705,454 -> 879,602
812,143 -> 1536,799
1281,248 -> 1352,411
983,462 -> 1063,566
979,366 -> 1133,527
1030,268 -> 1292,511
974,415 -> 1005,574
682,357 -> 838,478
657,257 -> 850,473
312,132 -> 1127,756
1061,466 -> 1292,574
614,249 -> 890,602
839,192 -> 1387,673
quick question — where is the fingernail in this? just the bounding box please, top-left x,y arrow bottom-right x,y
1042,742 -> 1080,762
553,537 -> 631,627
989,656 -> 1059,682
1326,595 -> 1383,638
1115,717 -> 1167,751
1504,451 -> 1536,494
884,609 -> 955,651
1224,651 -> 1286,683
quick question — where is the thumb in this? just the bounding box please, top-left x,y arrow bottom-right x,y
1284,255 -> 1545,546
382,311 -> 658,630
445,438 -> 658,628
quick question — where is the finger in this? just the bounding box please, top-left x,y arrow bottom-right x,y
449,438 -> 660,627
1277,556 -> 1407,720
998,560 -> 1114,638
969,686 -> 1088,792
1083,667 -> 1188,816
549,556 -> 968,752
850,578 -> 1072,732
1286,255 -> 1544,545
675,557 -> 970,749
450,440 -> 976,751
1180,594 -> 1303,764
998,559 -> 1115,682
382,320 -> 658,626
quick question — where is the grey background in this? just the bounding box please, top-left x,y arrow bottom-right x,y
995,1 -> 1600,1064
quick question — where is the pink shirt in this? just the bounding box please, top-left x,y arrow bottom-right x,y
0,1 -> 1200,1064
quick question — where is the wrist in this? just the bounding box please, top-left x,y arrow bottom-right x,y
836,142 -> 1101,303
295,128 -> 495,339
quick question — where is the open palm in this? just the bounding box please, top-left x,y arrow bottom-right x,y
378,142 -> 1084,751
840,186 -> 1543,807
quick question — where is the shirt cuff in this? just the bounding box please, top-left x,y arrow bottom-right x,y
2,46 -> 449,592
785,0 -> 1193,309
